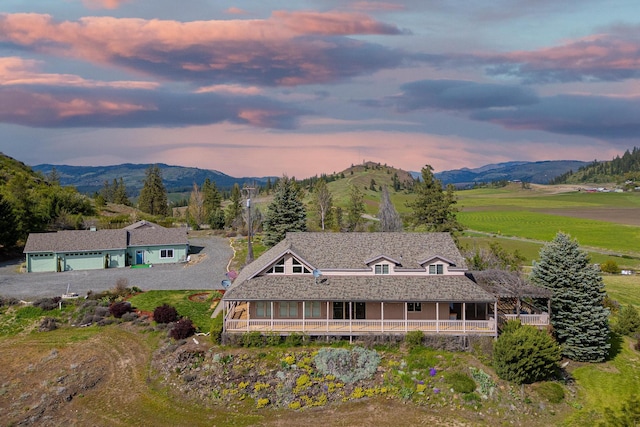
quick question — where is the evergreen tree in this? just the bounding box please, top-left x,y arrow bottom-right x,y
138,165 -> 169,216
311,179 -> 333,231
345,185 -> 365,231
378,186 -> 403,232
202,178 -> 224,229
113,178 -> 130,205
225,183 -> 243,230
263,175 -> 306,246
407,164 -> 463,234
493,321 -> 561,384
530,232 -> 610,362
0,193 -> 19,247
47,167 -> 60,185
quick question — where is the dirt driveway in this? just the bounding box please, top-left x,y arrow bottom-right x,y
0,236 -> 234,300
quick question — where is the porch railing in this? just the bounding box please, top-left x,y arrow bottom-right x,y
503,313 -> 549,326
224,318 -> 497,335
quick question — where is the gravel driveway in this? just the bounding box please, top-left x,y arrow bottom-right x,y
0,236 -> 234,300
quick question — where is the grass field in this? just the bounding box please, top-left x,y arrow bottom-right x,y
128,290 -> 216,332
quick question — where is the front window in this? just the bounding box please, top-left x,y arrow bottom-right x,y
408,302 -> 422,312
304,301 -> 321,318
160,249 -> 174,259
279,301 -> 298,317
428,264 -> 443,274
375,264 -> 389,274
256,301 -> 271,318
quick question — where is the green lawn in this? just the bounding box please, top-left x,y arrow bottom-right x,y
128,290 -> 216,332
458,210 -> 640,255
603,275 -> 640,307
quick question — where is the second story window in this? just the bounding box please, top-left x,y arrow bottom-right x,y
292,258 -> 310,274
429,264 -> 444,275
375,264 -> 389,274
270,258 -> 285,274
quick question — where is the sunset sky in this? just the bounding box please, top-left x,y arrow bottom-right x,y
1,1 -> 639,178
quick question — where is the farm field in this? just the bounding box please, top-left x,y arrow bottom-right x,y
456,184 -> 640,263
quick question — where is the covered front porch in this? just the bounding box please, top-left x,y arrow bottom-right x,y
222,300 -> 507,336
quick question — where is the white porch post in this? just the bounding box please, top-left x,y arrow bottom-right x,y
349,301 -> 353,335
381,302 -> 385,333
247,301 -> 250,332
436,302 -> 439,333
222,301 -> 227,333
326,301 -> 329,332
270,301 -> 274,330
462,302 -> 466,334
404,302 -> 408,332
302,301 -> 306,333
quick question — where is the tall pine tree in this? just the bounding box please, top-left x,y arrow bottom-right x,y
407,164 -> 462,234
530,232 -> 610,362
345,185 -> 365,231
263,176 -> 306,246
138,165 -> 169,216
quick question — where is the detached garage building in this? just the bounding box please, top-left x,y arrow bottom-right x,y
24,223 -> 188,273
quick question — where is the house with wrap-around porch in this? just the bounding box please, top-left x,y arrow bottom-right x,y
221,232 -> 551,338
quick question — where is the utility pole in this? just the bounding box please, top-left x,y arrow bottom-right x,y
243,185 -> 255,263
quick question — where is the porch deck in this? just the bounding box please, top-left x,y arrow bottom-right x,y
225,318 -> 498,336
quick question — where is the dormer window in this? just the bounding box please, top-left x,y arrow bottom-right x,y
292,259 -> 310,274
429,264 -> 444,275
270,258 -> 285,274
375,264 -> 389,275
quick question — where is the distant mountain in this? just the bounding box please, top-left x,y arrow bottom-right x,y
31,163 -> 272,195
550,147 -> 640,184
430,160 -> 590,186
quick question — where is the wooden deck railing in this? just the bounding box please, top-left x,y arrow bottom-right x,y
503,314 -> 549,326
224,319 -> 498,335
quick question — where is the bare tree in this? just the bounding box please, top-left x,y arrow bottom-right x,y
312,179 -> 333,230
188,182 -> 205,227
378,186 -> 403,232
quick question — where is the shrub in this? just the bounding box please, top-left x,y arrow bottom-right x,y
39,317 -> 58,332
210,312 -> 224,344
534,382 -> 565,403
284,332 -> 306,347
109,301 -> 132,318
314,347 -> 380,383
170,318 -> 196,340
121,311 -> 139,322
493,321 -> 561,384
600,260 -> 620,274
0,296 -> 19,307
405,330 -> 424,349
446,372 -> 476,393
242,331 -> 265,347
153,304 -> 179,324
612,304 -> 640,336
32,297 -> 61,311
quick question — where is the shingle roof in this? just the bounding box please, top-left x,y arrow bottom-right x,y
224,275 -> 495,302
23,230 -> 127,253
225,232 -> 491,303
124,220 -> 165,230
232,232 -> 467,286
128,227 -> 188,246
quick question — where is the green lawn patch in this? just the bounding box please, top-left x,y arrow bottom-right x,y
604,275 -> 640,307
128,290 -> 214,332
458,210 -> 640,255
567,337 -> 640,425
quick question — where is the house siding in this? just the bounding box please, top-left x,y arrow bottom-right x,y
127,244 -> 188,265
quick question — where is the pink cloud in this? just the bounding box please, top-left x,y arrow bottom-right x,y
272,10 -> 403,35
81,0 -> 131,10
195,84 -> 262,95
225,7 -> 247,15
0,56 -> 158,89
485,29 -> 640,82
0,12 -> 405,86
